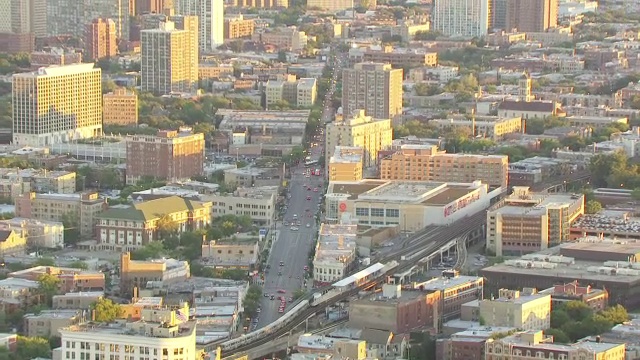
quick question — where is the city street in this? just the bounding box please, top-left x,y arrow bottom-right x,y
256,167 -> 324,329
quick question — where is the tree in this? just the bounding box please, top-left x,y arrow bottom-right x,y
68,261 -> 88,270
550,309 -> 570,329
37,274 -> 60,306
564,301 -> 593,321
34,257 -> 55,266
598,305 -> 629,325
544,328 -> 571,343
91,298 -> 123,322
585,200 -> 603,214
408,332 -> 436,360
156,215 -> 179,240
243,285 -> 262,318
293,289 -> 307,300
61,212 -> 81,245
589,152 -> 628,188
130,241 -> 165,260
14,336 -> 51,359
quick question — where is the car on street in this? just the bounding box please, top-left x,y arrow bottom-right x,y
306,196 -> 311,201
306,223 -> 311,228
291,226 -> 299,231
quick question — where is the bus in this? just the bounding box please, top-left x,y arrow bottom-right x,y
304,160 -> 319,167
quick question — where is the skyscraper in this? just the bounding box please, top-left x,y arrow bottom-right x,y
505,0 -> 558,32
12,63 -> 103,147
46,0 -> 129,41
174,0 -> 223,51
141,20 -> 198,95
342,62 -> 403,120
85,18 -> 117,61
0,0 -> 35,53
432,0 -> 490,37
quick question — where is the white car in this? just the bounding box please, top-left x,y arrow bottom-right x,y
290,227 -> 299,231
306,223 -> 311,228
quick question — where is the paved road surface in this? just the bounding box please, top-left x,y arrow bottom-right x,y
256,167 -> 324,329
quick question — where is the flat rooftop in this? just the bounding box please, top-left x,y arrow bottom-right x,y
328,180 -> 483,205
415,275 -> 483,291
492,193 -> 581,216
62,320 -> 196,338
482,244 -> 640,284
217,109 -> 310,130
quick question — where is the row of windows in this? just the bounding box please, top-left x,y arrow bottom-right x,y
355,207 -> 400,217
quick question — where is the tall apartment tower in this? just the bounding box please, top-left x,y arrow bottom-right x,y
125,128 -> 205,184
0,0 -> 36,53
491,0 -> 507,30
505,0 -> 558,32
46,0 -> 129,40
85,18 -> 117,61
12,63 -> 103,147
141,20 -> 198,95
175,0 -> 224,51
432,0 -> 490,37
342,62 -> 403,120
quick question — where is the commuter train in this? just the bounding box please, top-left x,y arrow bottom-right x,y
216,261 -> 400,353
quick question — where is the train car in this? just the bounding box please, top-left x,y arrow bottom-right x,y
332,263 -> 386,291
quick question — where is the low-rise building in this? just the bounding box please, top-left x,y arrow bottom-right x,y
103,88 -> 138,126
485,330 -> 625,360
207,186 -> 277,226
328,146 -> 364,182
498,100 -> 561,120
9,266 -> 105,293
0,230 -> 26,257
477,288 -> 551,331
481,242 -> 640,308
190,280 -> 247,343
325,180 -> 496,231
53,292 -> 104,310
566,115 -> 628,128
15,192 -> 107,238
0,168 -> 76,195
486,187 -> 585,256
223,167 -> 284,188
24,309 -> 82,338
297,335 -> 367,359
58,306 -> 197,360
119,252 -> 190,298
508,156 -> 575,187
539,281 -> 608,311
0,277 -> 40,311
313,224 -> 358,285
412,270 -> 484,327
380,145 -> 508,188
349,284 -> 440,333
0,218 -> 64,249
570,211 -> 640,240
96,196 -> 212,250
201,240 -> 259,269
360,46 -> 437,68
429,116 -> 523,141
251,27 -> 308,51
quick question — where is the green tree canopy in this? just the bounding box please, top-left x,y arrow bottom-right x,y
585,200 -> 603,214
91,298 -> 123,322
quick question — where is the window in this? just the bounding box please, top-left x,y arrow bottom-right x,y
355,207 -> 369,216
371,208 -> 384,217
385,209 -> 399,217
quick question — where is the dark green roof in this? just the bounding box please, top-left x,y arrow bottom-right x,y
97,196 -> 209,221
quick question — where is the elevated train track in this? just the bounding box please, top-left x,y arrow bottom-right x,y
207,211 -> 487,356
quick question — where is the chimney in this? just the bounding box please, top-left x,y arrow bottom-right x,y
596,336 -> 601,343
91,310 -> 96,322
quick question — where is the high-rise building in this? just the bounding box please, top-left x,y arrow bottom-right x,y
325,110 -> 392,168
12,63 -> 103,147
134,0 -> 169,15
125,128 -> 205,184
432,0 -> 490,37
46,0 -> 129,41
141,20 -> 198,95
505,0 -> 557,32
0,0 -> 36,53
85,17 -> 117,61
342,62 -> 403,120
490,0 -> 507,30
175,0 -> 224,51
